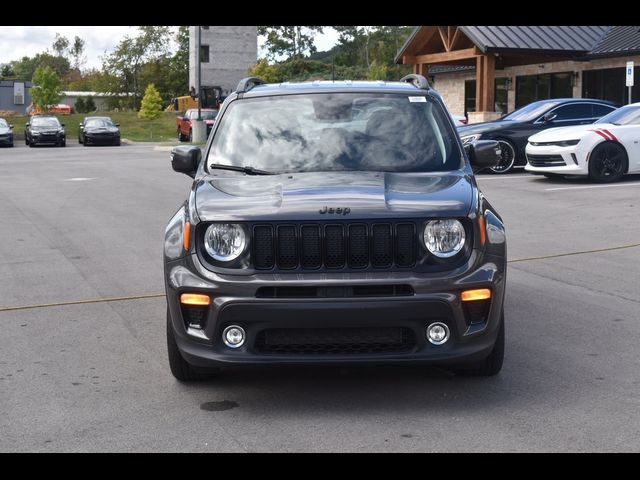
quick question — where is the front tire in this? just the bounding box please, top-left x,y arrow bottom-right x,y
588,142 -> 627,183
167,307 -> 213,382
489,139 -> 516,174
59,139 -> 66,147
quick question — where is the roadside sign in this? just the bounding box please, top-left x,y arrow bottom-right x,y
626,61 -> 634,87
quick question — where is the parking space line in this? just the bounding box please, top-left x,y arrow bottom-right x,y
476,174 -> 531,180
546,182 -> 640,191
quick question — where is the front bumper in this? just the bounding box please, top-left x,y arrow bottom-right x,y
85,133 -> 119,144
31,134 -> 64,145
165,251 -> 506,367
0,135 -> 12,146
525,144 -> 589,175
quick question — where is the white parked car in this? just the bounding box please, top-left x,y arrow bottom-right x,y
525,103 -> 640,183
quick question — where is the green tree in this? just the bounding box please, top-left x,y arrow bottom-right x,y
258,26 -> 324,60
1,63 -> 15,79
31,65 -> 62,112
52,33 -> 70,58
102,26 -> 171,110
74,96 -> 86,113
70,36 -> 86,71
11,52 -> 70,80
84,96 -> 96,112
138,83 -> 163,119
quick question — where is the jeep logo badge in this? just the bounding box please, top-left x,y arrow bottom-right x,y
319,206 -> 351,215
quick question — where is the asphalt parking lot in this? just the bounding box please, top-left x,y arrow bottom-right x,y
1,142 -> 640,452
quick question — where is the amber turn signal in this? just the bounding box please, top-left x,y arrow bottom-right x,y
461,288 -> 491,302
183,221 -> 191,251
180,293 -> 211,306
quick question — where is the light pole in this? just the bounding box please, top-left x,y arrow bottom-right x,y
197,25 -> 202,122
192,25 -> 206,143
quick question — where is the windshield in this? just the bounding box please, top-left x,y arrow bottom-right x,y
0,119 -> 7,127
32,117 -> 60,127
597,105 -> 640,125
207,93 -> 460,174
501,100 -> 563,122
86,119 -> 115,128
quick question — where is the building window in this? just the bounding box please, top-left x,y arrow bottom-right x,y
583,66 -> 639,105
464,78 -> 508,115
200,45 -> 209,63
515,72 -> 572,109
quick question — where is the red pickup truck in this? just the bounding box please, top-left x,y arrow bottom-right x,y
176,108 -> 219,142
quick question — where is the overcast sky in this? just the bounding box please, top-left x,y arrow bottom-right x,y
0,26 -> 340,70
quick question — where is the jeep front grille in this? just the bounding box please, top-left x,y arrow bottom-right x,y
252,222 -> 417,271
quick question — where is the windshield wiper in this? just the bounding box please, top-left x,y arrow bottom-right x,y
209,163 -> 275,175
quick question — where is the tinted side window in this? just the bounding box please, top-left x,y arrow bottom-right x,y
593,104 -> 616,118
552,104 -> 592,121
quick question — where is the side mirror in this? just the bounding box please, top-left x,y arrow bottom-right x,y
61,123 -> 65,127
9,124 -> 13,129
171,146 -> 201,178
543,112 -> 557,123
466,140 -> 502,173
115,123 -> 120,127
25,123 -> 30,127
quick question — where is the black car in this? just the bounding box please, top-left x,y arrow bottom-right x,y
458,98 -> 617,173
0,118 -> 13,147
164,75 -> 507,382
78,116 -> 121,146
25,115 -> 66,147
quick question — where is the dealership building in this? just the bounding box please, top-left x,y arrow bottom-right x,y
395,26 -> 640,123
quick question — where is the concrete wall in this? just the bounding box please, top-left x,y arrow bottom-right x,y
189,26 -> 258,97
432,55 -> 640,120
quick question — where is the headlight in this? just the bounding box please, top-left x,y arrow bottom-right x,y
460,134 -> 481,145
31,131 -> 40,136
423,219 -> 466,258
529,139 -> 580,147
204,223 -> 246,262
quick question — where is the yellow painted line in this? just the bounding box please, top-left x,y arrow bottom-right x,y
509,242 -> 640,263
0,293 -> 165,313
2,242 -> 640,313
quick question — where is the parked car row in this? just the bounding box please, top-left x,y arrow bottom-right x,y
457,97 -> 640,183
0,115 -> 122,148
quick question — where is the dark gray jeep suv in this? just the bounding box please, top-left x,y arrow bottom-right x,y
164,75 -> 506,381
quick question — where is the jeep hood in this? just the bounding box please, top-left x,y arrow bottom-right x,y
194,171 -> 474,221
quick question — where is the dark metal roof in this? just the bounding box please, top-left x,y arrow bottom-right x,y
460,26 -> 608,53
394,26 -> 627,64
0,80 -> 32,87
589,26 -> 640,56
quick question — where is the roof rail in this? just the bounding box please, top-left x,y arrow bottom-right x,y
235,77 -> 266,93
399,74 -> 430,90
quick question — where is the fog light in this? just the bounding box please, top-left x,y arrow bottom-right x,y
426,322 -> 450,345
223,325 -> 245,348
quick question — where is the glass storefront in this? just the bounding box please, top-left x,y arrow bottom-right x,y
582,66 -> 639,105
515,72 -> 573,108
464,78 -> 509,116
